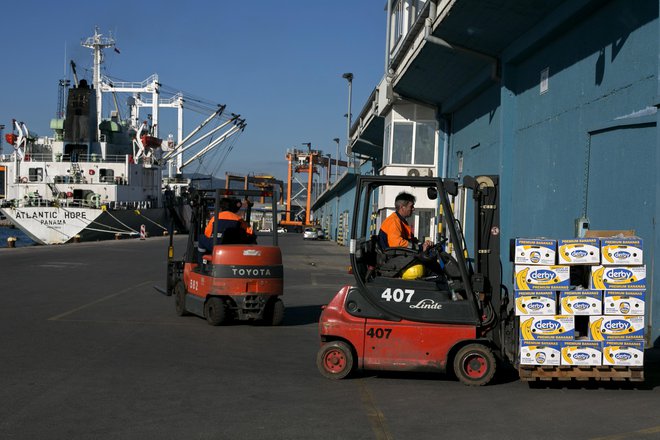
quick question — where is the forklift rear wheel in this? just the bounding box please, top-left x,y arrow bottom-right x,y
174,281 -> 188,316
453,344 -> 496,386
317,341 -> 354,380
267,298 -> 285,326
205,297 -> 227,326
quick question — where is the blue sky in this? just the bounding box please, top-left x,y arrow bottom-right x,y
0,1 -> 386,182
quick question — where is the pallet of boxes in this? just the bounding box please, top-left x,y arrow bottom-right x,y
513,233 -> 645,382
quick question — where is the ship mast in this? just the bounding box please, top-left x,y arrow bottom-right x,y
82,27 -> 115,142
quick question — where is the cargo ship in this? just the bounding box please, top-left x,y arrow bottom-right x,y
0,28 -> 244,244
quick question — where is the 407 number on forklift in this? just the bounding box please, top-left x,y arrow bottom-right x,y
366,328 -> 392,339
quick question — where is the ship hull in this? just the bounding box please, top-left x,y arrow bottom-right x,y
0,205 -> 183,244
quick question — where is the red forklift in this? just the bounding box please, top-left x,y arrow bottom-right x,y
317,175 -> 516,385
160,187 -> 284,326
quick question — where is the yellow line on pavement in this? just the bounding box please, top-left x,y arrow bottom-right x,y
48,280 -> 153,321
358,379 -> 394,440
590,425 -> 660,440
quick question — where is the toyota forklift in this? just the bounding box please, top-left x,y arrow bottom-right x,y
160,187 -> 284,326
317,175 -> 517,386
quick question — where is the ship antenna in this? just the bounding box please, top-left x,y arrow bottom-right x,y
81,26 -> 116,141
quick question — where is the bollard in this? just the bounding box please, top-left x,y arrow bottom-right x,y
115,233 -> 121,240
163,230 -> 169,236
7,237 -> 17,248
73,235 -> 81,243
140,224 -> 146,240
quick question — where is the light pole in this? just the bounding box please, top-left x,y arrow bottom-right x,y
342,72 -> 353,167
333,137 -> 340,182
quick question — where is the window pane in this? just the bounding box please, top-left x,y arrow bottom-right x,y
414,122 -> 435,165
392,122 -> 413,164
383,124 -> 391,165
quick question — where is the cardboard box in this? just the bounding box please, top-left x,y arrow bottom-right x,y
589,315 -> 645,341
520,315 -> 575,341
519,340 -> 561,366
603,290 -> 645,315
601,237 -> 643,266
561,341 -> 602,366
557,238 -> 600,265
590,265 -> 646,290
602,341 -> 644,366
514,265 -> 570,291
559,290 -> 602,315
514,291 -> 557,316
514,238 -> 556,265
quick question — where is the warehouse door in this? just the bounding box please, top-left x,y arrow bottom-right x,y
586,122 -> 655,261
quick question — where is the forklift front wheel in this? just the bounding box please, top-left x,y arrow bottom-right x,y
453,343 -> 496,386
205,296 -> 227,326
317,341 -> 354,380
174,281 -> 189,316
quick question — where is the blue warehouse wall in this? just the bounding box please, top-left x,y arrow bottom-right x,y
443,0 -> 659,344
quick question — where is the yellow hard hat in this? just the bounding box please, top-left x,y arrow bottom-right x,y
401,264 -> 425,280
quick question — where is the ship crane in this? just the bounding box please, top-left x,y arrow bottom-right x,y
163,112 -> 244,170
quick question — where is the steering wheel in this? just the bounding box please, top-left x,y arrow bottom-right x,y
418,236 -> 450,262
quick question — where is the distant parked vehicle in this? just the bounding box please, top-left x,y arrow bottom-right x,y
316,229 -> 325,240
259,227 -> 272,233
277,227 -> 287,234
303,227 -> 318,240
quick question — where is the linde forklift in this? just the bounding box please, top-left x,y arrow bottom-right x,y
317,175 -> 517,386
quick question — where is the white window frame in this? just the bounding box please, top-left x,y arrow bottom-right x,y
383,104 -> 438,167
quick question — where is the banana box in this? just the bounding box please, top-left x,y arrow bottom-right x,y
560,341 -> 602,366
514,265 -> 570,291
603,290 -> 645,315
557,238 -> 600,265
589,265 -> 646,290
588,315 -> 645,341
601,237 -> 643,266
514,291 -> 557,315
602,341 -> 644,366
559,290 -> 602,315
514,238 -> 556,265
519,340 -> 561,366
519,315 -> 575,340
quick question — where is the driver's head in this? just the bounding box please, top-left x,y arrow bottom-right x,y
395,192 -> 416,218
219,197 -> 242,213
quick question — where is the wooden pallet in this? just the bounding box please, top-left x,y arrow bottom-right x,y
518,365 -> 644,382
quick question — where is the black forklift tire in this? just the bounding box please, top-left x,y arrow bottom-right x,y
453,343 -> 497,386
174,281 -> 189,316
205,296 -> 227,326
317,341 -> 354,380
269,298 -> 285,326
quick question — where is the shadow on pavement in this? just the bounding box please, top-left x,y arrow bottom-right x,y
283,304 -> 323,326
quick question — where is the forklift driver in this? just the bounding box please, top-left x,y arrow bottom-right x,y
379,192 -> 432,252
198,197 -> 256,253
378,192 -> 441,280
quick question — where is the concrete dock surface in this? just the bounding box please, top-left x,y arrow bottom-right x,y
0,233 -> 658,440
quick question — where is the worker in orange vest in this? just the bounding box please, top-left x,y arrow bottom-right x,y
379,192 -> 431,251
199,197 -> 256,252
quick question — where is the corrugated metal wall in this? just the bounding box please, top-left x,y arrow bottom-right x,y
444,0 -> 659,344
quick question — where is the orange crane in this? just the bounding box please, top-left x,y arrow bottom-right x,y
282,144 -> 348,227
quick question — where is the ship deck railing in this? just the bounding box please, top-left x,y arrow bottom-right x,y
3,198 -> 159,210
1,153 -> 135,164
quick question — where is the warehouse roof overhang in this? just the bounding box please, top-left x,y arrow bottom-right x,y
348,86 -> 385,160
391,0 -> 604,112
311,169 -> 358,211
